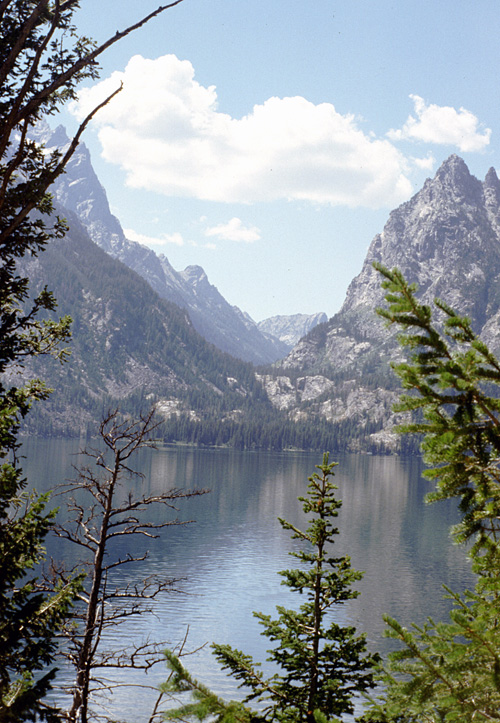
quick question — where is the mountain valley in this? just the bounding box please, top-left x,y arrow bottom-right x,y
264,155 -> 500,451
17,133 -> 500,452
42,123 -> 315,365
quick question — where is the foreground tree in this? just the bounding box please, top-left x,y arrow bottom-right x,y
0,478 -> 82,722
163,454 -> 379,723
55,410 -> 207,723
360,264 -> 500,722
374,263 -> 500,555
0,1 -> 185,719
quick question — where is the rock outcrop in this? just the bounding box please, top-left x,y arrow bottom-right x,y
267,156 -> 500,451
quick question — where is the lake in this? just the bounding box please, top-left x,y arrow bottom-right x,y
22,438 -> 476,721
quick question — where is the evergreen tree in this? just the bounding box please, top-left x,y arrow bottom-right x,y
0,481 -> 82,723
361,264 -> 500,722
374,263 -> 500,555
163,454 -> 379,723
0,2 -> 185,719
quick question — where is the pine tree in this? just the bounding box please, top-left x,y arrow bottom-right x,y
0,482 -> 82,723
374,262 -> 500,558
360,264 -> 500,722
0,2 -> 185,719
163,454 -> 379,723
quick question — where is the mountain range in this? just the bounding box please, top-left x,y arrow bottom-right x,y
41,123 -> 324,364
261,154 -> 500,451
18,125 -> 500,452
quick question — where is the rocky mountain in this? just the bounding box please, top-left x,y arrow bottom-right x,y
258,156 -> 500,452
27,132 -> 500,452
257,312 -> 328,348
42,124 -> 289,365
13,206 -> 272,436
13,202 -> 340,450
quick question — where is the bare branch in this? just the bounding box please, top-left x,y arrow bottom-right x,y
0,83 -> 122,246
10,1 -> 186,129
55,409 -> 208,722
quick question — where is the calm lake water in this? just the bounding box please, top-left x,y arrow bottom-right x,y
22,439 -> 476,721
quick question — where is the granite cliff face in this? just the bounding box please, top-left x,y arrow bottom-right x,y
43,124 -> 289,364
285,155 -> 500,372
261,156 -> 500,451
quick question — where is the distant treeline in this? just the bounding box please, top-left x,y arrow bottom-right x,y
24,394 -> 421,454
157,412 -> 421,455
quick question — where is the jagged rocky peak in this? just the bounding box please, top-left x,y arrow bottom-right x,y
484,166 -> 500,192
483,166 -> 500,222
46,123 -> 71,147
181,265 -> 209,287
343,155 -> 500,316
431,154 -> 480,199
284,155 -> 500,372
30,119 -> 67,146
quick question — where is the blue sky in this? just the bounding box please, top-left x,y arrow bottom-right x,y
59,0 -> 500,321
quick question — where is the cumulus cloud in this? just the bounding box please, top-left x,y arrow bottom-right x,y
412,153 -> 436,171
388,95 -> 491,152
125,228 -> 185,246
71,54 -> 413,209
205,217 -> 261,243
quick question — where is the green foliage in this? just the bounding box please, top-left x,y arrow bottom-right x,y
159,412 -> 351,453
0,1 -> 187,718
374,262 -> 500,556
365,583 -> 500,723
161,651 -> 253,723
0,481 -> 82,722
0,2 -> 88,717
163,454 -> 378,723
360,264 -> 500,723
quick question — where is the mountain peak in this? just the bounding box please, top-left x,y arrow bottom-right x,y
435,154 -> 472,184
438,153 -> 469,170
483,167 -> 500,219
47,124 -> 71,148
485,166 -> 500,190
181,265 -> 208,284
423,153 -> 482,205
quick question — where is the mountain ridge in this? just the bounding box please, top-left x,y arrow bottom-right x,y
22,134 -> 500,452
257,155 -> 500,451
42,123 -> 300,364
13,206 -> 271,436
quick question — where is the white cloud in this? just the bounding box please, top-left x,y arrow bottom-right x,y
412,153 -> 436,171
205,217 -> 261,243
71,54 -> 413,209
125,228 -> 184,246
388,95 -> 491,152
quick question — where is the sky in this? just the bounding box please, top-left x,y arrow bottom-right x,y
57,0 -> 500,322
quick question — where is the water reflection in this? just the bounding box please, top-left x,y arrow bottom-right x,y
22,440 -> 475,720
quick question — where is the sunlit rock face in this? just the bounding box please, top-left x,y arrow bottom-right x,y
285,155 -> 500,373
267,157 -> 500,451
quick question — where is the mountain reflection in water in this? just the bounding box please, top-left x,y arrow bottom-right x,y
22,439 -> 475,721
